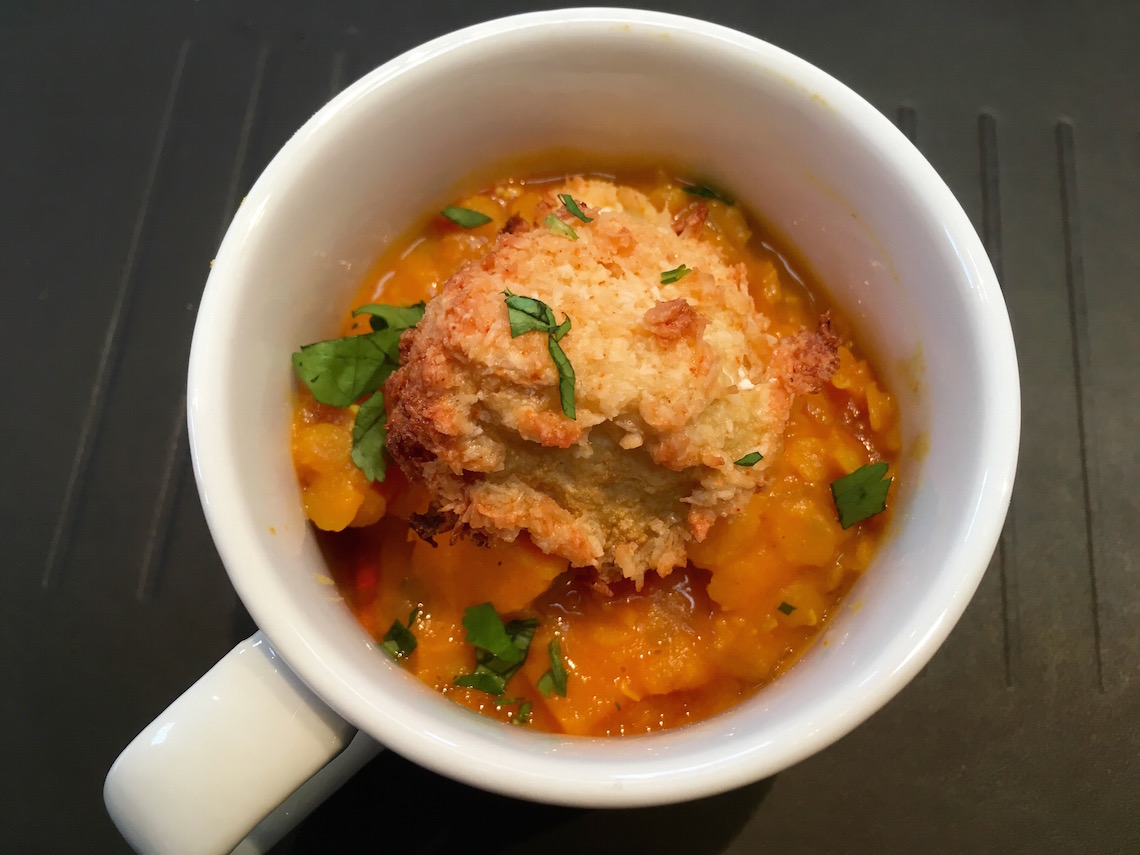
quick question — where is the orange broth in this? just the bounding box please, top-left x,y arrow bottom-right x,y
290,167 -> 901,736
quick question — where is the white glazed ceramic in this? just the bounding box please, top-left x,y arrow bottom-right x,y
104,8 -> 1019,854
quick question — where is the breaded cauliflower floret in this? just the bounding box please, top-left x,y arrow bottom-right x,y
385,180 -> 838,587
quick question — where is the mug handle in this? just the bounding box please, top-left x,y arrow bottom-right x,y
104,632 -> 380,854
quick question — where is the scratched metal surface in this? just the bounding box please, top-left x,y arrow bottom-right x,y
2,1 -> 1137,852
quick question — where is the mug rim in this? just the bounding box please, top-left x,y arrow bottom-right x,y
188,7 -> 1019,806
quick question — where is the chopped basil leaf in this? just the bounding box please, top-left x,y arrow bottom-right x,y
454,604 -> 539,696
380,614 -> 418,659
831,460 -> 892,529
545,213 -> 579,240
441,206 -> 493,228
454,670 -> 506,695
536,638 -> 568,698
350,393 -> 388,481
777,601 -> 797,616
551,315 -> 572,342
503,618 -> 539,656
547,337 -> 576,420
292,301 -> 425,481
682,184 -> 735,205
660,264 -> 691,284
461,603 -> 527,664
537,672 -> 555,698
504,291 -> 559,337
353,302 -> 426,332
734,451 -> 764,467
492,696 -> 533,724
292,331 -> 400,408
502,291 -> 577,419
558,193 -> 593,223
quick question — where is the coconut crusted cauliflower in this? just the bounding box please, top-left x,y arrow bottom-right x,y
385,178 -> 839,587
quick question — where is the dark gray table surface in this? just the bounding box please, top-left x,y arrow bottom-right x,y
2,1 -> 1137,852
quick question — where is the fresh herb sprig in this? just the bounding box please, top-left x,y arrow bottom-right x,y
557,194 -> 593,223
453,603 -> 539,696
545,213 -> 579,240
493,696 -> 534,724
441,206 -> 493,228
830,461 -> 892,529
536,637 -> 568,698
350,393 -> 389,481
503,291 -> 576,419
381,608 -> 420,659
682,183 -> 735,205
660,264 -> 691,284
291,302 -> 425,481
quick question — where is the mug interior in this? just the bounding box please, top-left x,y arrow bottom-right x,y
188,9 -> 1017,806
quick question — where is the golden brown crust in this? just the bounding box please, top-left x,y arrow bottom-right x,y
673,202 -> 709,238
384,179 -> 839,587
514,407 -> 583,448
501,214 -> 529,235
767,313 -> 842,396
643,299 -> 707,343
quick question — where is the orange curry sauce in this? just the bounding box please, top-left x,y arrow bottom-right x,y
290,168 -> 900,736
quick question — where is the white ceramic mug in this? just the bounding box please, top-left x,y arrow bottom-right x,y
104,9 -> 1020,854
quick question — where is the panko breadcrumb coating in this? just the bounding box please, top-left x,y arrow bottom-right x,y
385,179 -> 839,587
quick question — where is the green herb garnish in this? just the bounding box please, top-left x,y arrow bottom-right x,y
734,451 -> 764,467
291,332 -> 399,408
504,291 -> 562,337
536,638 -> 568,698
350,393 -> 389,481
777,601 -> 797,616
441,206 -> 493,228
682,184 -> 735,205
453,672 -> 505,695
380,608 -> 420,659
453,603 -> 539,696
557,193 -> 593,223
493,696 -> 534,725
353,302 -> 426,332
545,213 -> 578,240
291,302 -> 424,481
830,460 -> 892,529
547,337 -> 576,420
660,264 -> 691,284
503,291 -> 576,419
460,603 -> 530,661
